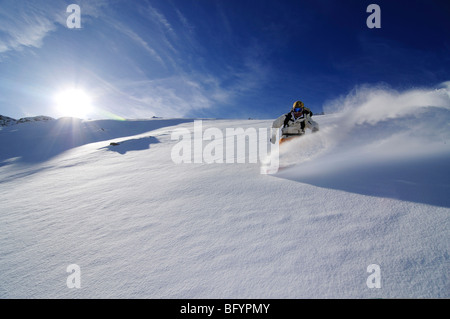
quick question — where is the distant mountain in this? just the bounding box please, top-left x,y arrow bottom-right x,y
0,115 -> 54,126
0,115 -> 16,126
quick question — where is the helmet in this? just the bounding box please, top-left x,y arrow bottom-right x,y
292,101 -> 304,111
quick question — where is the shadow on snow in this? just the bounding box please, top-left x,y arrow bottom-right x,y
101,136 -> 160,154
0,117 -> 192,164
275,152 -> 450,208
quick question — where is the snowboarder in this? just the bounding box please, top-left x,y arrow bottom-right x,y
270,101 -> 319,144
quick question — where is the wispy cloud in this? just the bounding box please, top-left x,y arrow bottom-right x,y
99,1 -> 273,118
78,3 -> 221,116
0,0 -> 57,53
0,0 -> 108,55
105,17 -> 167,69
140,0 -> 176,37
86,64 -> 240,119
175,8 -> 195,36
0,0 -> 274,119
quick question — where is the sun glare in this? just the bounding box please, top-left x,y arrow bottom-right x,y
54,88 -> 93,119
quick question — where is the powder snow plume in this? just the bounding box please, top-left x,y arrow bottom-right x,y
279,82 -> 450,167
276,82 -> 450,206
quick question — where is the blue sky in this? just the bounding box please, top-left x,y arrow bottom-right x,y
0,0 -> 449,120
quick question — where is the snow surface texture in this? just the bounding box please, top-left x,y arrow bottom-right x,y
0,84 -> 449,298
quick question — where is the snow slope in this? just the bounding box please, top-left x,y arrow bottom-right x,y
0,85 -> 449,298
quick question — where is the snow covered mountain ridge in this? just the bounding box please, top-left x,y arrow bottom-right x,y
0,115 -> 54,127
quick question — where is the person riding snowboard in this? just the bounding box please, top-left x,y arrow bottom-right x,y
271,101 -> 319,144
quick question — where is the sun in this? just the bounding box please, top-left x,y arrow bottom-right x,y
54,88 -> 93,119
